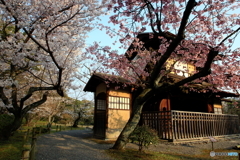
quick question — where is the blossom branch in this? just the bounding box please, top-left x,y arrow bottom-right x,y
150,0 -> 197,87
219,26 -> 240,46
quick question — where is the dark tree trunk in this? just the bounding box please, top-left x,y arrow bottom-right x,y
3,113 -> 24,140
112,88 -> 151,150
46,116 -> 54,131
72,112 -> 82,128
1,91 -> 50,140
112,103 -> 144,149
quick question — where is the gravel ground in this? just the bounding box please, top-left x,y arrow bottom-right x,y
35,129 -> 113,160
36,129 -> 240,160
126,136 -> 240,156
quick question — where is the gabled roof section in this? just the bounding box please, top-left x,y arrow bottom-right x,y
125,32 -> 176,61
83,72 -> 131,92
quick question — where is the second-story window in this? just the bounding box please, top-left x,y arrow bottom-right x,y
167,60 -> 195,77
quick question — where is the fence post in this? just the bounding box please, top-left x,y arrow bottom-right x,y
39,126 -> 42,135
29,136 -> 37,160
21,149 -> 30,160
23,129 -> 30,144
29,128 -> 37,160
21,129 -> 31,160
32,128 -> 35,139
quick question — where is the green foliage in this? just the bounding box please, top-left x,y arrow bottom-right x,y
83,116 -> 94,125
0,131 -> 23,160
0,114 -> 14,138
129,125 -> 159,152
222,99 -> 240,123
34,127 -> 49,134
0,114 -> 13,129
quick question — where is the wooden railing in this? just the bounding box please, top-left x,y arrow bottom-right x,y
141,110 -> 240,141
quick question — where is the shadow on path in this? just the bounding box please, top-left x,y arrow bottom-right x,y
36,129 -> 113,160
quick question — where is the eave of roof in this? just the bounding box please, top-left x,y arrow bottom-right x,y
83,72 -> 131,92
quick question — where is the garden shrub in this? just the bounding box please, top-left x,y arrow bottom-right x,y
129,125 -> 159,152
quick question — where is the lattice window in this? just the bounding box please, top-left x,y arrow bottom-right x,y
97,99 -> 106,110
109,96 -> 130,110
214,107 -> 222,114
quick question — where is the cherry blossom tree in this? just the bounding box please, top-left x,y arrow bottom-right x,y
0,0 -> 108,139
87,0 -> 240,149
71,99 -> 93,127
29,93 -> 65,127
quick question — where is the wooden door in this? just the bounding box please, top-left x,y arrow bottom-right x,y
94,93 -> 106,138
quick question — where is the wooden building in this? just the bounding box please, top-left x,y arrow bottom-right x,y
84,72 -> 239,141
84,33 -> 240,141
84,73 -> 132,140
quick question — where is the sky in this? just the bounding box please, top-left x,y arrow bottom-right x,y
85,14 -> 126,54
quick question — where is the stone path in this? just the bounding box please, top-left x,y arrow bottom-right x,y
35,129 -> 113,160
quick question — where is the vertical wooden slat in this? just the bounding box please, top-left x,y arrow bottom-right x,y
221,115 -> 224,135
171,110 -> 175,141
206,114 -> 210,136
191,112 -> 194,138
164,112 -> 166,139
210,114 -> 212,136
195,113 -> 198,137
223,115 -> 226,135
214,114 -> 217,136
195,113 -> 198,138
192,113 -> 195,138
218,115 -> 221,136
177,112 -> 180,139
179,112 -> 182,139
173,111 -> 177,140
182,112 -> 185,139
215,114 -> 218,135
212,114 -> 215,136
159,112 -> 162,138
185,112 -> 188,139
197,113 -> 200,137
203,114 -> 206,137
167,112 -> 170,139
187,112 -> 190,138
199,113 -> 203,137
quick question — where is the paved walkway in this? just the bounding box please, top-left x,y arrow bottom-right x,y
35,129 -> 113,160
36,128 -> 240,159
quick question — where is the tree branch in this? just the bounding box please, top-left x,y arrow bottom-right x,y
20,87 -> 59,110
144,0 -> 157,34
149,0 -> 197,87
169,49 -> 218,88
219,26 -> 240,46
21,91 -> 49,116
0,87 -> 10,105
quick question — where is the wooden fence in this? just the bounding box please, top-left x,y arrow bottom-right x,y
141,110 -> 240,141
